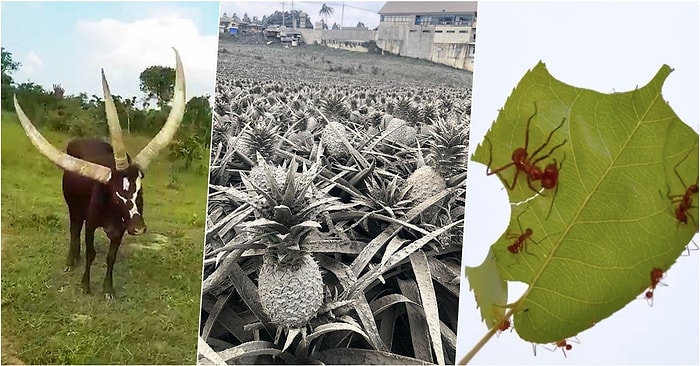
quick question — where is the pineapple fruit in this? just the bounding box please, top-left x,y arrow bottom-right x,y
320,121 -> 351,159
258,250 -> 323,328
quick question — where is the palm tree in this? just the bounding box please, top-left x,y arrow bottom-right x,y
319,4 -> 334,28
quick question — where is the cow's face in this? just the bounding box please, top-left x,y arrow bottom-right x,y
109,166 -> 146,235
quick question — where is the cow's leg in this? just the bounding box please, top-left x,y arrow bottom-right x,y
80,224 -> 97,295
103,229 -> 124,300
65,209 -> 84,271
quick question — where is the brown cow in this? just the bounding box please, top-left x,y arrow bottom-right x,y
13,48 -> 187,299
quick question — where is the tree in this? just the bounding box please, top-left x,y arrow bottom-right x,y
356,21 -> 365,28
242,13 -> 251,23
2,47 -> 21,86
319,4 -> 334,25
138,65 -> 175,110
252,16 -> 260,24
124,96 -> 137,133
167,95 -> 213,173
2,47 -> 22,109
332,22 -> 340,30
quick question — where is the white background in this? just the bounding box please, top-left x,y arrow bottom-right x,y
457,2 -> 699,365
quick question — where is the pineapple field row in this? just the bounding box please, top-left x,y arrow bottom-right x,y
199,41 -> 472,365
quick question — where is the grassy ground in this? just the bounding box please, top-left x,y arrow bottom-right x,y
1,113 -> 208,364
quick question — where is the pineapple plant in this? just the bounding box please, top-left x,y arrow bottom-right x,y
238,117 -> 281,163
240,156 -> 338,329
405,116 -> 470,222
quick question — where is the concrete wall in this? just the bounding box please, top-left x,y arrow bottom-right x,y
404,25 -> 435,59
299,28 -> 376,45
375,20 -> 475,72
297,20 -> 476,72
430,25 -> 475,71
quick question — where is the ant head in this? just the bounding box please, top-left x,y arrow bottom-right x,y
525,228 -> 533,235
512,148 -> 528,163
645,290 -> 654,298
565,344 -> 573,351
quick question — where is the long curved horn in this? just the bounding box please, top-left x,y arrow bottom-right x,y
133,47 -> 186,170
13,95 -> 112,183
102,69 -> 129,170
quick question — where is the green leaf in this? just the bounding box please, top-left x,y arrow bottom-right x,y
464,248 -> 508,330
470,61 -> 698,343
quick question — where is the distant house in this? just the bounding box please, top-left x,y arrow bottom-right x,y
219,15 -> 236,33
377,1 -> 478,71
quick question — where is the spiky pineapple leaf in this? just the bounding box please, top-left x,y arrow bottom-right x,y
468,61 -> 699,343
216,340 -> 296,364
311,348 -> 434,365
299,322 -> 373,350
369,293 -> 421,315
409,250 -> 445,365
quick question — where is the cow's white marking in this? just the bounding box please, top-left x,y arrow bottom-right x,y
129,175 -> 142,218
116,175 -> 143,219
122,177 -> 130,191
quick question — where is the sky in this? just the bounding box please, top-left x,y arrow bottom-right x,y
457,2 -> 699,365
219,1 -> 385,30
1,1 -> 220,101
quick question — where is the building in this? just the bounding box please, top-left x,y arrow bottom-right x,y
376,1 -> 477,71
219,14 -> 236,33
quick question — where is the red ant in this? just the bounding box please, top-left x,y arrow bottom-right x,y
547,337 -> 579,357
532,337 -> 579,357
495,317 -> 512,337
506,209 -> 535,255
665,148 -> 699,227
485,102 -> 567,198
506,207 -> 557,259
643,267 -> 667,307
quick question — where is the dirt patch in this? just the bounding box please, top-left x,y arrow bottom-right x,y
1,333 -> 26,365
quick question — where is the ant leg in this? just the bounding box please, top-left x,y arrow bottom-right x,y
525,176 -> 545,196
523,102 -> 539,152
545,154 -> 566,220
682,240 -> 698,256
485,137 -> 519,189
530,117 -> 567,159
672,147 -> 695,189
532,138 -> 567,165
545,181 -> 560,220
515,206 -> 528,232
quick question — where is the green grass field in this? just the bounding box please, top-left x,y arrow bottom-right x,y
1,113 -> 208,364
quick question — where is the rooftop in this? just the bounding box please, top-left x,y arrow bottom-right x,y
379,1 -> 478,15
